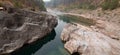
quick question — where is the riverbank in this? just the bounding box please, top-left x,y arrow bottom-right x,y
58,8 -> 120,55
58,7 -> 120,40
48,8 -> 120,41
61,23 -> 120,55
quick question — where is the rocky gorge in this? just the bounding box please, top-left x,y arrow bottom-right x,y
1,0 -> 120,55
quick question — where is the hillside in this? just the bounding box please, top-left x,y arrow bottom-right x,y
46,0 -> 119,10
0,0 -> 46,11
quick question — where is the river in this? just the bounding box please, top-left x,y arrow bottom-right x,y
11,9 -> 95,55
11,10 -> 71,55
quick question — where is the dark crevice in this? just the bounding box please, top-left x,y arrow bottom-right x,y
72,52 -> 80,55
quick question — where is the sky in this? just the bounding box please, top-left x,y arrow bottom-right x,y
43,0 -> 51,2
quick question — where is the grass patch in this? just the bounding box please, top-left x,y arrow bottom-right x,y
101,0 -> 119,10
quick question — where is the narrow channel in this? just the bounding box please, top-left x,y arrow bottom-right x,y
11,8 -> 96,55
11,8 -> 95,55
11,10 -> 70,55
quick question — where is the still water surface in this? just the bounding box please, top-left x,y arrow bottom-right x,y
11,15 -> 70,55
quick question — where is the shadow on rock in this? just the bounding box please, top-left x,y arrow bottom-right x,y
11,29 -> 56,55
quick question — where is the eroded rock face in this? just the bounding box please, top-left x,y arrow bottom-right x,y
61,24 -> 120,55
0,10 -> 57,55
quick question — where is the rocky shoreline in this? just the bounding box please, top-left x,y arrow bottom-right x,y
0,9 -> 57,55
61,23 -> 120,55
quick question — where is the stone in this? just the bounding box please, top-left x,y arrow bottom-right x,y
0,9 -> 57,55
95,20 -> 106,29
61,23 -> 120,55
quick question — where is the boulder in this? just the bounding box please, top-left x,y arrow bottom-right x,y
61,23 -> 120,55
0,10 -> 57,55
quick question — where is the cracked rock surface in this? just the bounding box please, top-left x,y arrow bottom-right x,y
0,10 -> 57,55
61,23 -> 120,55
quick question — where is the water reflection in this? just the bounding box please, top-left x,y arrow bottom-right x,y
11,29 -> 56,55
59,15 -> 96,26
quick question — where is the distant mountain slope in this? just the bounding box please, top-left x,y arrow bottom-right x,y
46,0 -> 119,10
46,0 -> 103,7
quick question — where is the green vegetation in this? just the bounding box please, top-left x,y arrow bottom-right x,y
78,3 -> 96,10
101,0 -> 119,10
62,2 -> 97,11
62,0 -> 120,11
39,5 -> 46,11
0,3 -> 2,7
38,1 -> 46,11
30,0 -> 46,11
10,0 -> 46,11
12,0 -> 23,8
62,3 -> 96,11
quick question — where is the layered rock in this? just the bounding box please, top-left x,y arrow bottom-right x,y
61,23 -> 120,55
0,9 -> 57,55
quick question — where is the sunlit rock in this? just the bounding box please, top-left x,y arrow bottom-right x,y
61,23 -> 120,55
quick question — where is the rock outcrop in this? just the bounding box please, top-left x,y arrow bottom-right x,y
61,23 -> 120,55
0,9 -> 57,55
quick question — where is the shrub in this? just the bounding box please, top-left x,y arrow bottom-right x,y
31,0 -> 46,11
39,3 -> 46,11
63,3 -> 97,10
78,3 -> 96,10
12,0 -> 23,8
101,0 -> 119,10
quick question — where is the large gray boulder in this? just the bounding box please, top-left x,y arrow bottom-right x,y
0,10 -> 57,55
